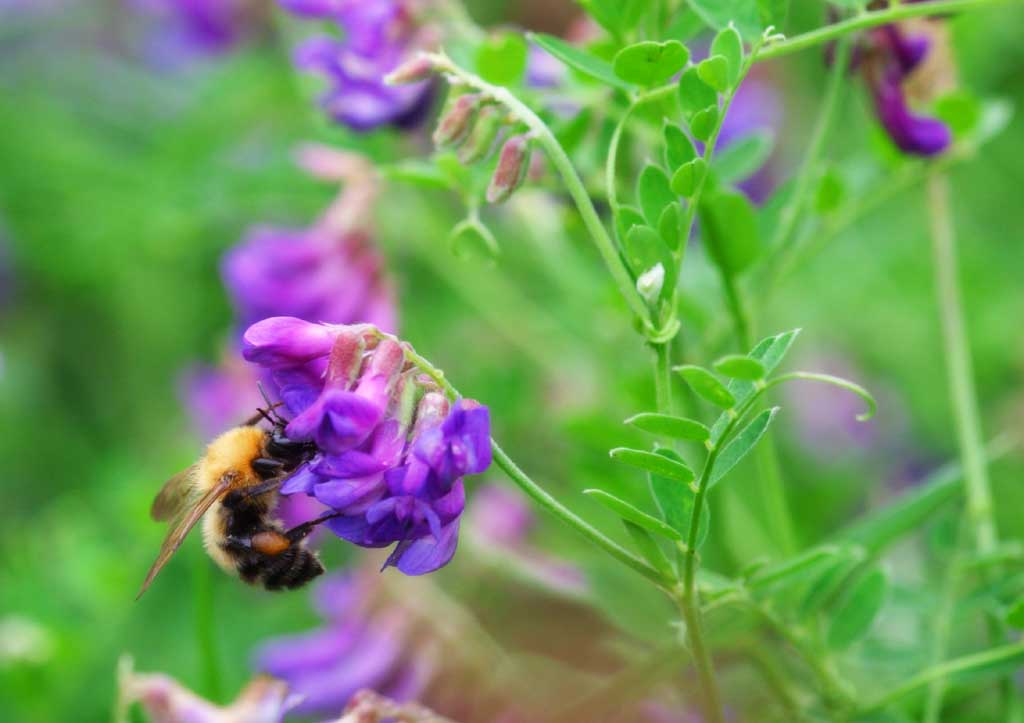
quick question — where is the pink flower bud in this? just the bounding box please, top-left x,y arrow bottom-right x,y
432,93 -> 482,149
383,54 -> 436,86
486,134 -> 531,204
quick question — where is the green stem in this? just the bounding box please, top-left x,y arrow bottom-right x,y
387,333 -> 671,589
653,341 -> 674,418
490,442 -> 670,588
193,550 -> 221,701
756,0 -> 1009,62
606,103 -> 637,212
762,36 -> 851,289
638,0 -> 1009,108
427,52 -> 650,323
860,640 -> 1024,714
923,525 -> 967,723
721,272 -> 751,349
927,172 -> 1023,721
676,595 -> 725,723
927,173 -> 996,553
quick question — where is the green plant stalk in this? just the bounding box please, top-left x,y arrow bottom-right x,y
653,341 -> 674,418
859,639 -> 1024,714
923,525 -> 967,723
425,52 -> 650,324
193,550 -> 221,702
385,333 -> 672,589
756,0 -> 1009,61
762,36 -> 851,293
927,173 -> 996,553
926,172 -> 1022,719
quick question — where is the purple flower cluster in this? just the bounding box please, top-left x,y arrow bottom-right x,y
130,0 -> 263,62
243,317 -> 491,574
223,225 -> 396,333
279,0 -> 434,131
861,21 -> 951,155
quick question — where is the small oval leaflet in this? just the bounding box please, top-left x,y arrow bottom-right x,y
674,365 -> 736,408
708,407 -> 779,489
697,55 -> 729,93
663,122 -> 696,169
678,67 -> 717,119
637,165 -> 676,227
713,354 -> 765,380
613,40 -> 690,86
527,32 -> 631,90
671,158 -> 706,197
625,412 -> 711,441
584,489 -> 683,541
690,106 -> 719,143
710,24 -> 743,86
610,447 -> 695,484
827,567 -> 888,650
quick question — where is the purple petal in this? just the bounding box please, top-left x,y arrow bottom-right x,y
285,388 -> 383,454
871,70 -> 951,156
279,462 -> 323,495
391,520 -> 461,575
313,473 -> 387,510
242,317 -> 339,368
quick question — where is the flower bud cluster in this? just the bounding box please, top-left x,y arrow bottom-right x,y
243,317 -> 492,574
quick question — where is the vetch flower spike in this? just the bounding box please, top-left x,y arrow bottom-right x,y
242,318 -> 492,575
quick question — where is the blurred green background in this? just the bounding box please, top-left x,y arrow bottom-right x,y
1,1 -> 1022,721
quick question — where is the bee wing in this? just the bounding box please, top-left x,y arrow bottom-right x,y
150,465 -> 200,522
136,473 -> 233,600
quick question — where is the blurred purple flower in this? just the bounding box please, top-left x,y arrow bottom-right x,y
860,20 -> 951,155
279,0 -> 434,131
129,0 -> 266,64
243,319 -> 492,574
716,68 -> 782,203
255,573 -> 437,717
181,148 -> 396,439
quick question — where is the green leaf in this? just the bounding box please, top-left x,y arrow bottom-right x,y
699,188 -> 761,276
585,489 -> 683,540
623,225 -> 667,275
625,413 -> 711,441
934,89 -> 982,138
610,447 -> 695,484
798,552 -> 865,618
670,158 -> 706,197
713,131 -> 773,183
647,447 -> 693,536
1007,598 -> 1024,629
614,205 -> 646,243
814,167 -> 845,214
708,328 -> 800,444
827,568 -> 888,650
708,406 -> 779,488
623,521 -> 677,580
663,123 -> 696,169
687,0 -> 765,40
757,0 -> 790,30
697,55 -> 729,93
613,41 -> 690,86
677,67 -> 717,119
713,354 -> 765,380
476,32 -> 528,86
711,24 -> 744,86
527,33 -> 631,90
380,159 -> 452,190
658,204 -> 683,253
637,165 -> 676,227
674,365 -> 735,408
748,546 -> 847,592
690,106 -> 719,142
579,0 -> 650,36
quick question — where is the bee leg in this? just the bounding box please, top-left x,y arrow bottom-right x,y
222,478 -> 282,510
252,457 -> 285,480
283,511 -> 345,542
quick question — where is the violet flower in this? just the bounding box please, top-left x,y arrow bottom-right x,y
243,318 -> 492,575
255,573 -> 438,717
860,19 -> 951,155
278,0 -> 434,131
129,0 -> 264,62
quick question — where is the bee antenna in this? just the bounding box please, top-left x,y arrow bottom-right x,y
256,382 -> 289,426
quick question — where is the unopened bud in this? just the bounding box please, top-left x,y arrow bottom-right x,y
637,263 -> 665,304
486,134 -> 531,204
457,105 -> 503,164
433,93 -> 482,149
384,55 -> 435,86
